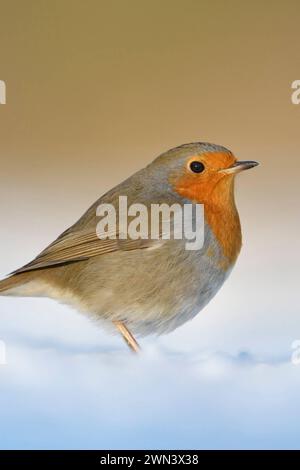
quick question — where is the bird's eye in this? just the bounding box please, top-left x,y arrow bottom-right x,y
189,161 -> 205,173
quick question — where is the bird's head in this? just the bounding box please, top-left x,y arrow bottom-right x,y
151,142 -> 258,207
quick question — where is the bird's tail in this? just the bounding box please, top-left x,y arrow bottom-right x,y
0,273 -> 32,296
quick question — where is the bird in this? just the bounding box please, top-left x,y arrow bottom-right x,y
0,142 -> 258,352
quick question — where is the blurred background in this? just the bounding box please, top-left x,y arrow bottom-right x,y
0,0 -> 299,449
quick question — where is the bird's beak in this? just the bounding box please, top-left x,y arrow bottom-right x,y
220,160 -> 259,175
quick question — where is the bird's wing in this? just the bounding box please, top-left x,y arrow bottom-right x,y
11,172 -> 180,275
12,228 -> 160,274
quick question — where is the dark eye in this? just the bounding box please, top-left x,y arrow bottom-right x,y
189,161 -> 205,173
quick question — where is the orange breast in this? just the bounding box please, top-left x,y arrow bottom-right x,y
205,202 -> 242,268
174,174 -> 242,268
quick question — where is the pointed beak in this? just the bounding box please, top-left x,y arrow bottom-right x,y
221,160 -> 259,175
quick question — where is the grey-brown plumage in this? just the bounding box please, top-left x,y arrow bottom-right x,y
0,143 -> 258,343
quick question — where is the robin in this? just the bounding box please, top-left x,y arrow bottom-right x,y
0,142 -> 258,352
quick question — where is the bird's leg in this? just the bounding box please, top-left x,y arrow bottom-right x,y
113,320 -> 140,353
